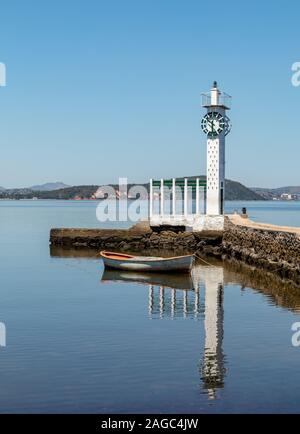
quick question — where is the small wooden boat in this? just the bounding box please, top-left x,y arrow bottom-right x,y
100,251 -> 194,273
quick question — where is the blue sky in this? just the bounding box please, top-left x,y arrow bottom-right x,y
0,0 -> 299,188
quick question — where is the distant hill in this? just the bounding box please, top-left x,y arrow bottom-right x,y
4,179 -> 300,201
0,177 -> 264,201
225,179 -> 264,200
252,186 -> 300,200
32,185 -> 99,199
29,182 -> 70,191
179,176 -> 264,201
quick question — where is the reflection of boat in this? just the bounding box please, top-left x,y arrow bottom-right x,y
101,269 -> 194,290
100,251 -> 194,272
101,269 -> 199,318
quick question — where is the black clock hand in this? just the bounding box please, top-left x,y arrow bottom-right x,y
211,119 -> 215,133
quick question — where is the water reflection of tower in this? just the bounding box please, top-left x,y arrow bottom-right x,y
200,266 -> 225,399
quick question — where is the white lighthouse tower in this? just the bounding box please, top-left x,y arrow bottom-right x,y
201,82 -> 231,216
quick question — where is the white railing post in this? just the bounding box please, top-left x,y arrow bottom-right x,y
196,178 -> 199,215
159,286 -> 164,319
183,291 -> 187,318
184,178 -> 188,217
200,185 -> 205,214
160,178 -> 164,216
149,178 -> 153,218
172,178 -> 176,216
171,289 -> 176,319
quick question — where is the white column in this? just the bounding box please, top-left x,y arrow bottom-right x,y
211,88 -> 219,105
160,178 -> 164,216
194,287 -> 199,318
184,178 -> 188,217
183,291 -> 187,318
159,286 -> 164,318
171,289 -> 176,319
149,179 -> 153,218
172,178 -> 176,216
199,184 -> 205,214
196,178 -> 200,215
206,137 -> 221,215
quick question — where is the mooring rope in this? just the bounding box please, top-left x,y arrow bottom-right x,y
194,253 -> 214,267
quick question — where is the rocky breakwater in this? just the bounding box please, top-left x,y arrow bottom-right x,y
50,226 -> 223,254
223,216 -> 300,285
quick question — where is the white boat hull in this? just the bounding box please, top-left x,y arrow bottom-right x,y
101,252 -> 194,273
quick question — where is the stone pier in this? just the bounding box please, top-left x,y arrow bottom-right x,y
49,226 -> 222,254
50,215 -> 300,285
222,215 -> 300,285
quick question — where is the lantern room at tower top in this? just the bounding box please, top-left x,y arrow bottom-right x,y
149,81 -> 232,232
201,81 -> 231,110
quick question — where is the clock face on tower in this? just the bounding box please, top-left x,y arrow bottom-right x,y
201,111 -> 230,137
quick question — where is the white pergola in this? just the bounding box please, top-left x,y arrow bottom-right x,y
149,177 -> 225,231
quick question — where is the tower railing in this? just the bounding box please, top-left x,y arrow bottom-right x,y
201,92 -> 231,109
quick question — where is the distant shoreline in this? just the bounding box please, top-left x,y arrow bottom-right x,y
1,179 -> 300,201
1,198 -> 300,202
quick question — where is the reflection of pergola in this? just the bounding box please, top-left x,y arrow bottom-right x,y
148,286 -> 201,319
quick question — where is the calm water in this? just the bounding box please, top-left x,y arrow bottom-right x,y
0,200 -> 300,413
